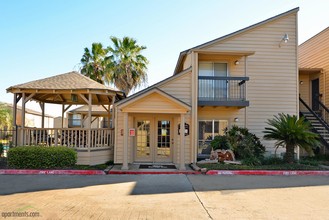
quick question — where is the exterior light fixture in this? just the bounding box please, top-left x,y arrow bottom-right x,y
234,117 -> 239,122
282,33 -> 289,43
300,81 -> 304,85
234,60 -> 240,65
279,33 -> 289,47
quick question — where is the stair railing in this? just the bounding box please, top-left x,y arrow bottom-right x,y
299,97 -> 329,148
314,97 -> 329,126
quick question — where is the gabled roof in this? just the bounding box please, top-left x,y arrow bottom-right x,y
3,102 -> 55,118
118,88 -> 190,114
174,7 -> 299,74
299,27 -> 329,47
68,105 -> 110,116
116,67 -> 192,106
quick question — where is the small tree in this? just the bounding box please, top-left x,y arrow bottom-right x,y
0,103 -> 12,130
263,113 -> 320,163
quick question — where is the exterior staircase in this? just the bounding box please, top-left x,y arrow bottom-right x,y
299,97 -> 329,150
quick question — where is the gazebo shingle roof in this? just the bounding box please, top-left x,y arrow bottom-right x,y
6,71 -> 125,105
7,71 -> 119,91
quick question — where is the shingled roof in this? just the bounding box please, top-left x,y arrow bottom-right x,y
7,71 -> 118,91
6,71 -> 125,105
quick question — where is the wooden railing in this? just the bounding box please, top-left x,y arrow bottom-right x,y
18,128 -> 114,149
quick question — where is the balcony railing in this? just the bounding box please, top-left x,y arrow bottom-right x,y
17,128 -> 114,150
198,76 -> 249,106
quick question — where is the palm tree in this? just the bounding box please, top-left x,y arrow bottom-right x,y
107,36 -> 148,95
0,103 -> 12,129
80,43 -> 111,84
263,113 -> 320,163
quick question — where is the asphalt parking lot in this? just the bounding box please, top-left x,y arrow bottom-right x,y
0,174 -> 328,219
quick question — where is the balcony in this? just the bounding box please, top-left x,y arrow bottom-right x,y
198,76 -> 249,107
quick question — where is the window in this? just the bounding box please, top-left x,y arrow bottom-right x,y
199,62 -> 228,100
198,120 -> 228,154
101,117 -> 112,128
69,114 -> 82,127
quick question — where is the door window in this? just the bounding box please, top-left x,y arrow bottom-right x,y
136,120 -> 151,159
157,120 -> 171,159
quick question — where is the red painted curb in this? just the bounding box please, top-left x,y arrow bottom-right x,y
206,170 -> 329,176
108,170 -> 201,175
0,169 -> 105,175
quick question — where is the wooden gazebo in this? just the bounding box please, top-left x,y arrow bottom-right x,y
6,71 -> 125,165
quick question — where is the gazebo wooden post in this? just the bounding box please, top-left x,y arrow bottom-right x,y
107,105 -> 111,128
40,102 -> 45,128
21,93 -> 26,146
61,104 -> 65,129
12,94 -> 17,146
110,95 -> 115,128
87,93 -> 92,154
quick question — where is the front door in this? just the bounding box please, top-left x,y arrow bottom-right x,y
312,78 -> 320,111
135,117 -> 172,163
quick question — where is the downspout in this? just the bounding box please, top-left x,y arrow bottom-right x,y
296,11 -> 300,160
244,55 -> 248,128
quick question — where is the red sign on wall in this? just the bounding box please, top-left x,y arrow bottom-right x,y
129,128 -> 135,137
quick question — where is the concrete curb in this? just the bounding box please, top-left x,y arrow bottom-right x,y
0,169 -> 106,175
206,170 -> 329,176
108,170 -> 201,175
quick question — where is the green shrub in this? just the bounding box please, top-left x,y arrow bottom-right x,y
0,143 -> 3,156
105,160 -> 114,165
227,125 -> 265,162
210,135 -> 231,150
8,146 -> 77,169
261,157 -> 285,165
242,156 -> 262,166
299,157 -> 320,166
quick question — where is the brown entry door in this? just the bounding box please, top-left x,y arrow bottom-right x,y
135,118 -> 172,163
312,78 -> 320,111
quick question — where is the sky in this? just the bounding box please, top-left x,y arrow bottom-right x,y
1,0 -> 328,117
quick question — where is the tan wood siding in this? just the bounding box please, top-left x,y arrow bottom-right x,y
176,113 -> 192,163
77,149 -> 113,165
183,53 -> 192,70
299,28 -> 329,106
198,107 -> 245,128
114,110 -> 124,163
159,71 -> 192,105
122,92 -> 189,113
200,13 -> 298,146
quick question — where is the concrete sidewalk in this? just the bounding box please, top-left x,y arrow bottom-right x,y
0,175 -> 328,219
